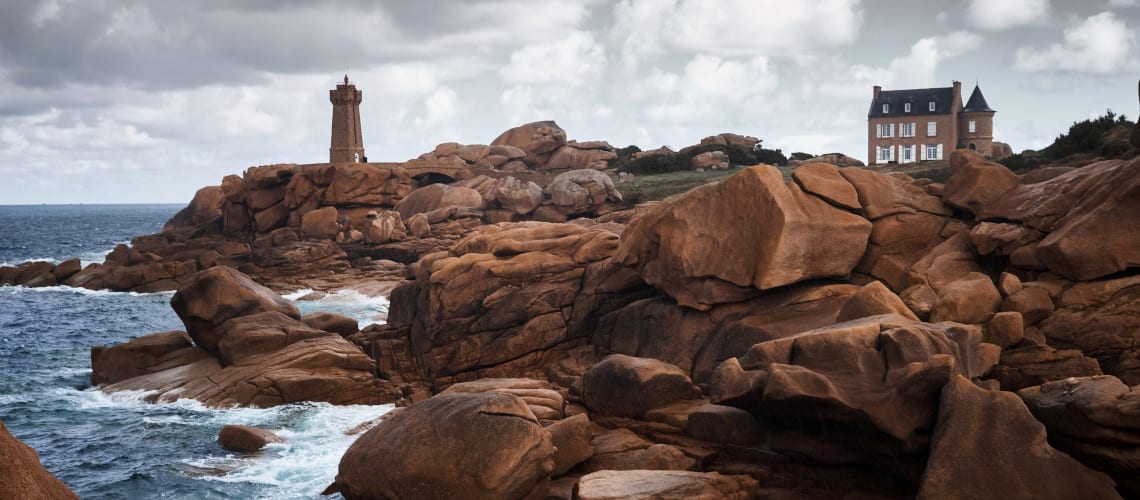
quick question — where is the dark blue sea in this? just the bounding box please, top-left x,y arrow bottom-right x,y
0,205 -> 392,499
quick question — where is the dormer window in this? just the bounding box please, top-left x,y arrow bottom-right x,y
904,103 -> 911,113
883,104 -> 889,113
929,102 -> 936,112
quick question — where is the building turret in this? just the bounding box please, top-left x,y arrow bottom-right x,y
329,75 -> 365,163
958,84 -> 996,156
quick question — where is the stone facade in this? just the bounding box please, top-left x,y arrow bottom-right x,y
867,81 -> 997,165
330,75 -> 365,164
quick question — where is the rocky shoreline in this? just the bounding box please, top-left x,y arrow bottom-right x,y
3,121 -> 1139,498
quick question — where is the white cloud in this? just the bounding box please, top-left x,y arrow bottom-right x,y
642,54 -> 778,125
1014,12 -> 1137,73
611,0 -> 863,67
811,31 -> 983,100
499,31 -> 605,85
967,0 -> 1050,31
1109,0 -> 1137,6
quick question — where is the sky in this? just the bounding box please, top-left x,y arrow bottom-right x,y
0,0 -> 1138,204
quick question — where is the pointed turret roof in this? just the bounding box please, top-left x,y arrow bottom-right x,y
962,84 -> 994,113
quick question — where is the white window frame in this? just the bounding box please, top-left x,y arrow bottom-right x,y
900,122 -> 915,138
879,146 -> 891,163
882,103 -> 889,114
926,144 -> 939,160
968,120 -> 976,133
929,102 -> 936,112
902,145 -> 913,163
904,102 -> 911,113
927,121 -> 937,137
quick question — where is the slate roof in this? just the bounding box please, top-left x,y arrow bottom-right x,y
962,85 -> 995,113
868,86 -> 956,118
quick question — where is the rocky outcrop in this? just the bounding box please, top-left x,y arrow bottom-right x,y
0,420 -> 78,500
491,120 -> 568,168
93,266 -> 393,407
974,157 -> 1140,281
547,169 -> 623,216
369,222 -> 623,389
394,183 -> 485,220
581,354 -> 697,419
1019,376 -> 1140,497
217,425 -> 282,452
1040,275 -> 1140,384
918,376 -> 1120,499
711,315 -> 998,472
327,392 -> 555,500
543,141 -> 616,171
690,151 -> 729,170
941,150 -> 1020,215
615,165 -> 871,310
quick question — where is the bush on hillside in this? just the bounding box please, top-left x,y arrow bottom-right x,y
1041,109 -> 1131,160
790,152 -> 814,161
617,151 -> 690,174
684,143 -> 761,166
754,147 -> 788,166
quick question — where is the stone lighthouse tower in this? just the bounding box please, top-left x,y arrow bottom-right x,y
329,75 -> 365,163
958,83 -> 996,156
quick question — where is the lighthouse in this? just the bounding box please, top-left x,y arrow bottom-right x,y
329,75 -> 365,163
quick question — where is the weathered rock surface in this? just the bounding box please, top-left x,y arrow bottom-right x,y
1019,376 -> 1140,497
0,419 -> 78,500
580,428 -> 695,473
217,425 -> 282,452
543,141 -> 616,171
546,414 -> 593,476
394,183 -> 485,220
491,120 -> 568,168
546,169 -> 622,216
918,376 -> 1121,500
615,165 -> 872,310
170,266 -> 301,356
1040,275 -> 1140,384
712,315 -> 999,467
976,158 -> 1140,280
328,392 -> 554,500
791,162 -> 861,210
581,354 -> 697,419
941,150 -> 1020,215
495,177 -> 544,215
575,470 -> 759,500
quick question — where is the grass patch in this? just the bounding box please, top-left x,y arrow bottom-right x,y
615,165 -> 797,207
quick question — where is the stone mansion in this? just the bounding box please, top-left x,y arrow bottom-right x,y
867,81 -> 996,165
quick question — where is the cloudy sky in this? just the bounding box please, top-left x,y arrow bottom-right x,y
1,0 -> 1137,204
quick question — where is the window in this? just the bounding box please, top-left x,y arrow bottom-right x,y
904,103 -> 911,113
877,123 -> 894,138
929,102 -> 936,112
927,121 -> 937,137
879,147 -> 891,162
882,103 -> 889,113
968,120 -> 977,133
900,123 -> 915,137
903,145 -> 913,162
927,145 -> 939,160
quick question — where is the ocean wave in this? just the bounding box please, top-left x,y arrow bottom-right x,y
0,284 -> 174,298
290,289 -> 390,327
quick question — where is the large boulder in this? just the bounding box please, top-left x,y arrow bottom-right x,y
791,162 -> 861,210
712,315 -> 999,464
1019,376 -> 1140,497
580,428 -> 695,473
542,141 -> 616,171
163,185 -> 224,234
575,470 -> 759,500
322,163 -> 413,207
217,425 -> 282,452
615,165 -> 872,310
1040,274 -> 1140,384
327,392 -> 555,500
90,330 -> 203,385
976,158 -> 1140,280
581,354 -> 697,419
0,420 -> 78,500
170,266 -> 300,355
300,206 -> 339,240
546,169 -> 622,216
491,120 -> 567,167
381,222 -> 621,388
495,177 -> 544,215
394,183 -> 485,220
918,376 -> 1121,500
941,150 -> 1020,215
690,151 -> 729,170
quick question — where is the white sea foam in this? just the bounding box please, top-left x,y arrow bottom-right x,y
290,289 -> 390,327
189,403 -> 394,498
0,284 -> 173,298
0,257 -> 60,267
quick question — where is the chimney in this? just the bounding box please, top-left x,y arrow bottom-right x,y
873,85 -> 882,100
953,80 -> 962,104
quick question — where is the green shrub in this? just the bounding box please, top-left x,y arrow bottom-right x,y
683,143 -> 760,166
754,147 -> 788,166
1042,109 -> 1130,160
617,151 -> 690,174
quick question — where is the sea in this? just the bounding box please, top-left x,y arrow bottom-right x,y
0,204 -> 393,499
